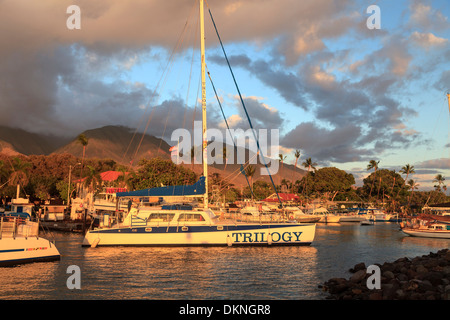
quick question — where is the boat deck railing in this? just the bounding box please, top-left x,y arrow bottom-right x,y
0,217 -> 39,239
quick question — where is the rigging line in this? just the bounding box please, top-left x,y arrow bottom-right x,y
215,159 -> 259,195
207,6 -> 282,206
155,3 -> 197,163
178,9 -> 201,195
206,67 -> 255,199
214,151 -> 259,189
183,7 -> 200,131
130,2 -> 197,166
190,73 -> 202,167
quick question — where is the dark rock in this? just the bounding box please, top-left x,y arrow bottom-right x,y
322,249 -> 450,300
350,270 -> 367,283
415,265 -> 428,274
383,270 -> 395,280
368,291 -> 382,300
350,262 -> 366,273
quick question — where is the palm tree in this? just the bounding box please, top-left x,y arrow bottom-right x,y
83,165 -> 102,193
293,149 -> 301,193
0,160 -> 10,186
222,146 -> 228,171
398,164 -> 415,197
77,133 -> 88,160
433,174 -> 446,192
8,157 -> 32,192
278,153 -> 287,190
407,179 -> 419,205
366,160 -> 379,199
115,165 -> 129,189
77,133 -> 89,175
391,169 -> 396,194
302,157 -> 317,196
244,165 -> 256,200
281,179 -> 291,193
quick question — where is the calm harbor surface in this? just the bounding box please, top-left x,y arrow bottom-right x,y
1,222 -> 449,300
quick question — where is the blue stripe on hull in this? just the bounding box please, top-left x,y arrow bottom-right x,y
82,242 -> 312,247
0,255 -> 60,267
0,248 -> 25,253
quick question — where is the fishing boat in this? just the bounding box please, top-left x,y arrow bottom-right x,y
401,223 -> 450,239
0,212 -> 60,267
82,0 -> 315,247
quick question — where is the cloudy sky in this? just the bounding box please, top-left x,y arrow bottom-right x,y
1,0 -> 449,189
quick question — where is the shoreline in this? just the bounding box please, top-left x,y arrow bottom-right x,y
320,248 -> 450,300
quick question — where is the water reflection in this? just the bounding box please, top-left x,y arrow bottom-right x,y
80,245 -> 320,299
1,223 -> 448,300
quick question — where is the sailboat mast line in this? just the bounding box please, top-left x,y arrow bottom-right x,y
206,5 -> 282,206
206,68 -> 255,199
125,2 -> 198,165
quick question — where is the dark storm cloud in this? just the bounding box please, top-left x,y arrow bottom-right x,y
0,0 -> 357,137
281,122 -> 373,163
211,49 -> 424,163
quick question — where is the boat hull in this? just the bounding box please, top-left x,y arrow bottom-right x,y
401,228 -> 450,239
0,237 -> 60,267
339,216 -> 366,223
82,223 -> 316,247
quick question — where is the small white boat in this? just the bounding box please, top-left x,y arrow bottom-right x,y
0,213 -> 60,267
360,209 -> 394,222
303,207 -> 339,223
360,219 -> 374,226
339,214 -> 366,223
401,223 -> 450,239
284,207 -> 321,223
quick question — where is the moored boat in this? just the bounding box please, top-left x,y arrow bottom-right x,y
82,177 -> 315,247
0,212 -> 60,267
82,0 -> 316,247
401,223 -> 450,239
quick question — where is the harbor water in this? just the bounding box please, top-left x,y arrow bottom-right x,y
1,222 -> 449,300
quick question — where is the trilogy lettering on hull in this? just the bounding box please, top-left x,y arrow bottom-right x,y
231,231 -> 303,243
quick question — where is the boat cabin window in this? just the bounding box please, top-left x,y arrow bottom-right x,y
177,213 -> 205,222
148,213 -> 175,222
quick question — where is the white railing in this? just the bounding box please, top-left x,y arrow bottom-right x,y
0,217 -> 39,239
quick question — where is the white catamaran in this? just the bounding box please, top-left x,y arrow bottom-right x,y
82,0 -> 316,247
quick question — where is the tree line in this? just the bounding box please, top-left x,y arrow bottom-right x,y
0,153 -> 198,205
0,151 -> 448,212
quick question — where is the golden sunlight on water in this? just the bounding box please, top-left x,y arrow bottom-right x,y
1,223 -> 449,300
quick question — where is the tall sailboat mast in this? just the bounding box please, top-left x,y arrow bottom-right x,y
200,0 -> 208,209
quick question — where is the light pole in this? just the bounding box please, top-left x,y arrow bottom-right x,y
68,163 -> 81,207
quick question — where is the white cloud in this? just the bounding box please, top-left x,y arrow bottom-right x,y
410,31 -> 448,48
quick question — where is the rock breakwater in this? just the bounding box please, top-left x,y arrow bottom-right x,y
320,249 -> 450,300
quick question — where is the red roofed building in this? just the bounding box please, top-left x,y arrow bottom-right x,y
263,193 -> 300,202
100,171 -> 127,182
